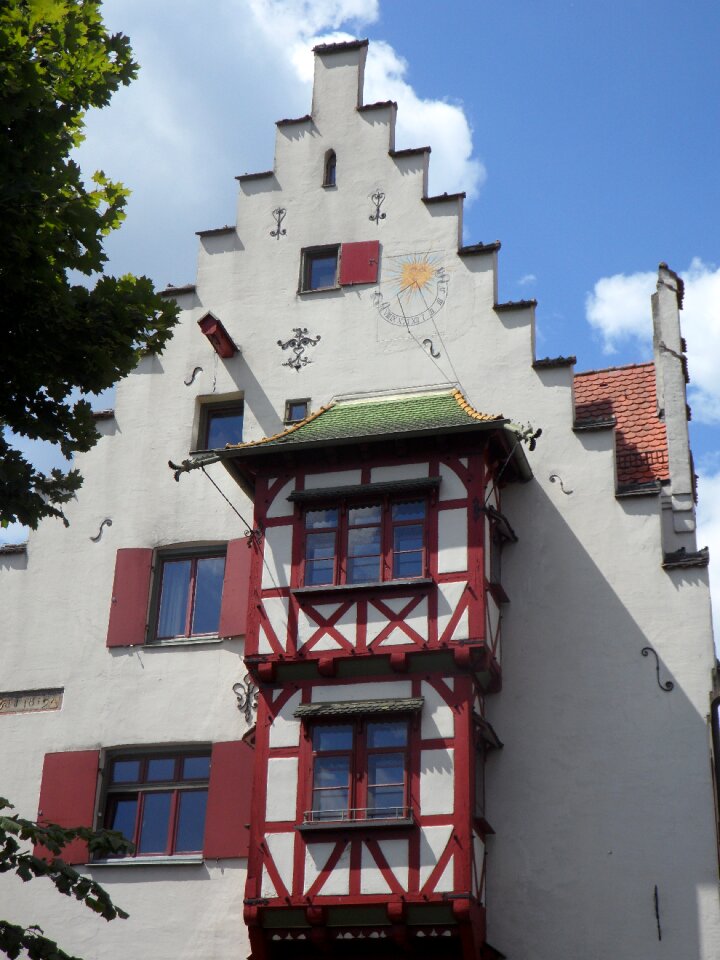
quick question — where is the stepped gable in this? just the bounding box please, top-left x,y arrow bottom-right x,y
574,362 -> 669,486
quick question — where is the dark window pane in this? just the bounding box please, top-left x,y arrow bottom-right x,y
305,559 -> 335,585
175,790 -> 208,852
308,253 -> 337,289
348,504 -> 381,526
138,792 -> 171,854
305,509 -> 338,530
347,555 -> 380,583
146,758 -> 176,782
183,756 -> 211,780
206,409 -> 243,448
392,501 -> 425,521
157,560 -> 192,638
108,797 -> 137,842
314,756 -> 350,788
348,526 -> 381,557
393,551 -> 423,578
313,725 -> 353,751
191,556 -> 225,635
368,722 -> 408,748
368,753 -> 405,785
312,788 -> 349,818
368,786 -> 405,815
287,401 -> 308,422
394,523 -> 424,552
111,759 -> 141,783
305,531 -> 336,559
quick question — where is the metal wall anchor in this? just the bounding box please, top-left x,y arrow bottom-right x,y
369,190 -> 387,224
90,518 -> 112,542
549,473 -> 573,495
184,366 -> 203,386
641,647 -> 674,692
270,207 -> 287,239
422,338 -> 441,358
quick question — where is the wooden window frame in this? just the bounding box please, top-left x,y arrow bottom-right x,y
285,398 -> 310,424
101,749 -> 211,859
197,400 -> 244,451
299,245 -> 340,292
302,498 -> 427,587
305,719 -> 410,825
150,547 -> 227,643
323,149 -> 337,187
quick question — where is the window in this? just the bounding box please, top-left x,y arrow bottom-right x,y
154,550 -> 226,641
198,401 -> 243,450
285,398 -> 310,423
307,720 -> 409,824
103,751 -> 210,857
301,245 -> 339,291
323,149 -> 337,187
303,500 -> 426,586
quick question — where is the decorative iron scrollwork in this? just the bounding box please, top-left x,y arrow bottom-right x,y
184,366 -> 203,386
233,674 -> 259,724
549,473 -> 573,495
277,327 -> 321,371
369,190 -> 386,225
90,518 -> 112,542
270,207 -> 287,239
422,338 -> 441,358
641,647 -> 674,692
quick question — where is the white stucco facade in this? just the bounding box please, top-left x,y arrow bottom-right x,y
1,38 -> 718,960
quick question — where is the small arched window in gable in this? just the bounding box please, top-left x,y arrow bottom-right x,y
323,150 -> 337,187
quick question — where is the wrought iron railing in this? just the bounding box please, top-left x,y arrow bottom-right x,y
303,805 -> 411,824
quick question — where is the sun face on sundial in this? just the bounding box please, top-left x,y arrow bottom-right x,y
373,252 -> 449,327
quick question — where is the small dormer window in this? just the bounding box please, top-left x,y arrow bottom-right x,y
323,150 -> 336,187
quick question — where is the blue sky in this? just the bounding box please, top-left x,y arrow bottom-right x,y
5,0 -> 720,626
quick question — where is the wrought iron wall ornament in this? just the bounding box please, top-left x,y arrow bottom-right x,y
270,207 -> 287,239
184,366 -> 203,386
369,190 -> 387,225
549,473 -> 573,495
422,338 -> 441,358
89,518 -> 112,542
277,327 -> 321,371
233,674 -> 259,724
641,646 -> 674,692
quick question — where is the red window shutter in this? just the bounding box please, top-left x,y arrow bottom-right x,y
218,538 -> 251,638
106,548 -> 153,647
34,750 -> 100,865
339,240 -> 380,286
203,740 -> 254,858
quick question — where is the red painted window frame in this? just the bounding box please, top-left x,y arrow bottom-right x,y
154,550 -> 226,641
307,718 -> 410,824
102,750 -> 211,858
302,498 -> 428,587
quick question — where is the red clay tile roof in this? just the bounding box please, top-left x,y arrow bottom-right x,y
574,363 -> 669,486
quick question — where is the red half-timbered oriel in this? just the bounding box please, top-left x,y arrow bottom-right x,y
227,391 -> 530,960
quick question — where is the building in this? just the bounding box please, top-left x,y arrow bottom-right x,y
2,38 -> 719,960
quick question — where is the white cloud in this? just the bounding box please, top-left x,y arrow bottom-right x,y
697,469 -> 720,652
585,259 -> 720,425
519,273 -> 536,286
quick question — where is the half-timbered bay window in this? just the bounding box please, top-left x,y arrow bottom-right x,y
303,500 -> 427,586
154,550 -> 226,641
103,751 -> 211,858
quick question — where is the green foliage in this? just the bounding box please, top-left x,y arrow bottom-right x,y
0,797 -> 131,959
0,0 -> 179,530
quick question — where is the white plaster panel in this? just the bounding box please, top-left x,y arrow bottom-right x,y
487,593 -> 500,641
438,509 -> 468,573
436,580 -> 467,640
360,843 -> 392,895
266,832 -> 295,894
377,838 -> 409,890
439,462 -> 467,501
458,458 -> 468,468
366,601 -> 390,646
420,748 -> 454,815
312,634 -> 344,651
262,526 -> 292,589
451,607 -> 469,643
258,623 -> 274,655
375,628 -> 411,647
304,470 -> 361,489
312,681 -> 412,703
445,678 -> 454,691
297,602 -> 341,649
261,866 -> 278,899
434,856 -> 454,893
371,463 -> 428,482
304,842 -> 350,895
473,833 -> 485,902
419,825 -> 453,888
421,681 -> 454,739
265,758 -> 298,821
263,596 -> 289,650
269,690 -> 302,748
266,480 -> 295,518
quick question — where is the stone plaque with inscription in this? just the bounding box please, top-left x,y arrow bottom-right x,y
0,689 -> 63,715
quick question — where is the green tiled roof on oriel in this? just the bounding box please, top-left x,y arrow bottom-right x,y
227,388 -> 504,451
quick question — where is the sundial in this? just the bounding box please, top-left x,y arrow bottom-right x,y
373,252 -> 449,327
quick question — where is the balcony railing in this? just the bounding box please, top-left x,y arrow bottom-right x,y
302,805 -> 412,826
